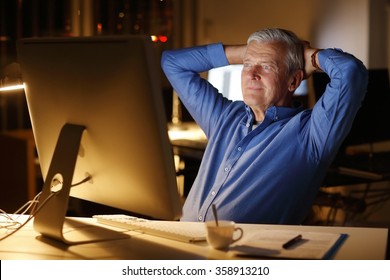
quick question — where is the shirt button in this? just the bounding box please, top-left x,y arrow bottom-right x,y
211,191 -> 216,196
224,167 -> 229,172
237,147 -> 242,151
198,216 -> 203,221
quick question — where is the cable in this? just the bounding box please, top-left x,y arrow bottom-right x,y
0,191 -> 57,241
0,174 -> 92,242
0,192 -> 41,229
71,174 -> 92,187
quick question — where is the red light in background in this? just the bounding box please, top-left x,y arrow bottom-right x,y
97,23 -> 103,34
158,35 -> 168,43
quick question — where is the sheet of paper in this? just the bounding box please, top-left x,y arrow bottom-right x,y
230,229 -> 347,259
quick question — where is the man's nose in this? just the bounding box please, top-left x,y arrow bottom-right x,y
247,67 -> 261,80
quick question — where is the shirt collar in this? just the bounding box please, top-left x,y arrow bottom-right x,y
244,103 -> 304,126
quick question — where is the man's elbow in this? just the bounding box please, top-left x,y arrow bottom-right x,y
345,58 -> 369,95
160,50 -> 175,74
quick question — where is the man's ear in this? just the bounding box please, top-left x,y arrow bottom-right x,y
288,69 -> 304,92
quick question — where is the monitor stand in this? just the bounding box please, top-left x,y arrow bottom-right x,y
33,123 -> 129,244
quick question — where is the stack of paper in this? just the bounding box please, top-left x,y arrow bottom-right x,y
230,229 -> 347,259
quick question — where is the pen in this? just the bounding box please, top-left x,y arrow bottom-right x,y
282,234 -> 302,249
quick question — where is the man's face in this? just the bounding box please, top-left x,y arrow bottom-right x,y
241,41 -> 292,113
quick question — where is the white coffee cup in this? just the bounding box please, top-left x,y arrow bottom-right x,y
205,220 -> 243,250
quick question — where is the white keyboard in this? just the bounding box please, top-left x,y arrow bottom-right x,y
93,214 -> 206,243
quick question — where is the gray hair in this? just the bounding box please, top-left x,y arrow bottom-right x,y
247,28 -> 304,75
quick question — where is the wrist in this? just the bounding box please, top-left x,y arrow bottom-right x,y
311,49 -> 323,70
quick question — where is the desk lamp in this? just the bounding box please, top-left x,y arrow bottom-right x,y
0,62 -> 24,91
0,62 -> 26,131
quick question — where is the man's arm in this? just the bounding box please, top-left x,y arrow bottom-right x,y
161,43 -> 231,135
306,48 -> 368,162
224,45 -> 246,65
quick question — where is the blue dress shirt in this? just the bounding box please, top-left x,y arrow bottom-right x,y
161,43 -> 368,224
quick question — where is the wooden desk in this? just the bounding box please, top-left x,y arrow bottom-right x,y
0,216 -> 387,260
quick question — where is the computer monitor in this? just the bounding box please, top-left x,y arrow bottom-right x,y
17,35 -> 182,243
312,69 -> 390,147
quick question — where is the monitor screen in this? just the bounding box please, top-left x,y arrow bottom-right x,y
17,36 -> 182,242
312,69 -> 390,147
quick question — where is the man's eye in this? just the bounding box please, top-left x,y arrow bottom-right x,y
262,64 -> 271,70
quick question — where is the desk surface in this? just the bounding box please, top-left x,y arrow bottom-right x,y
0,216 -> 387,260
